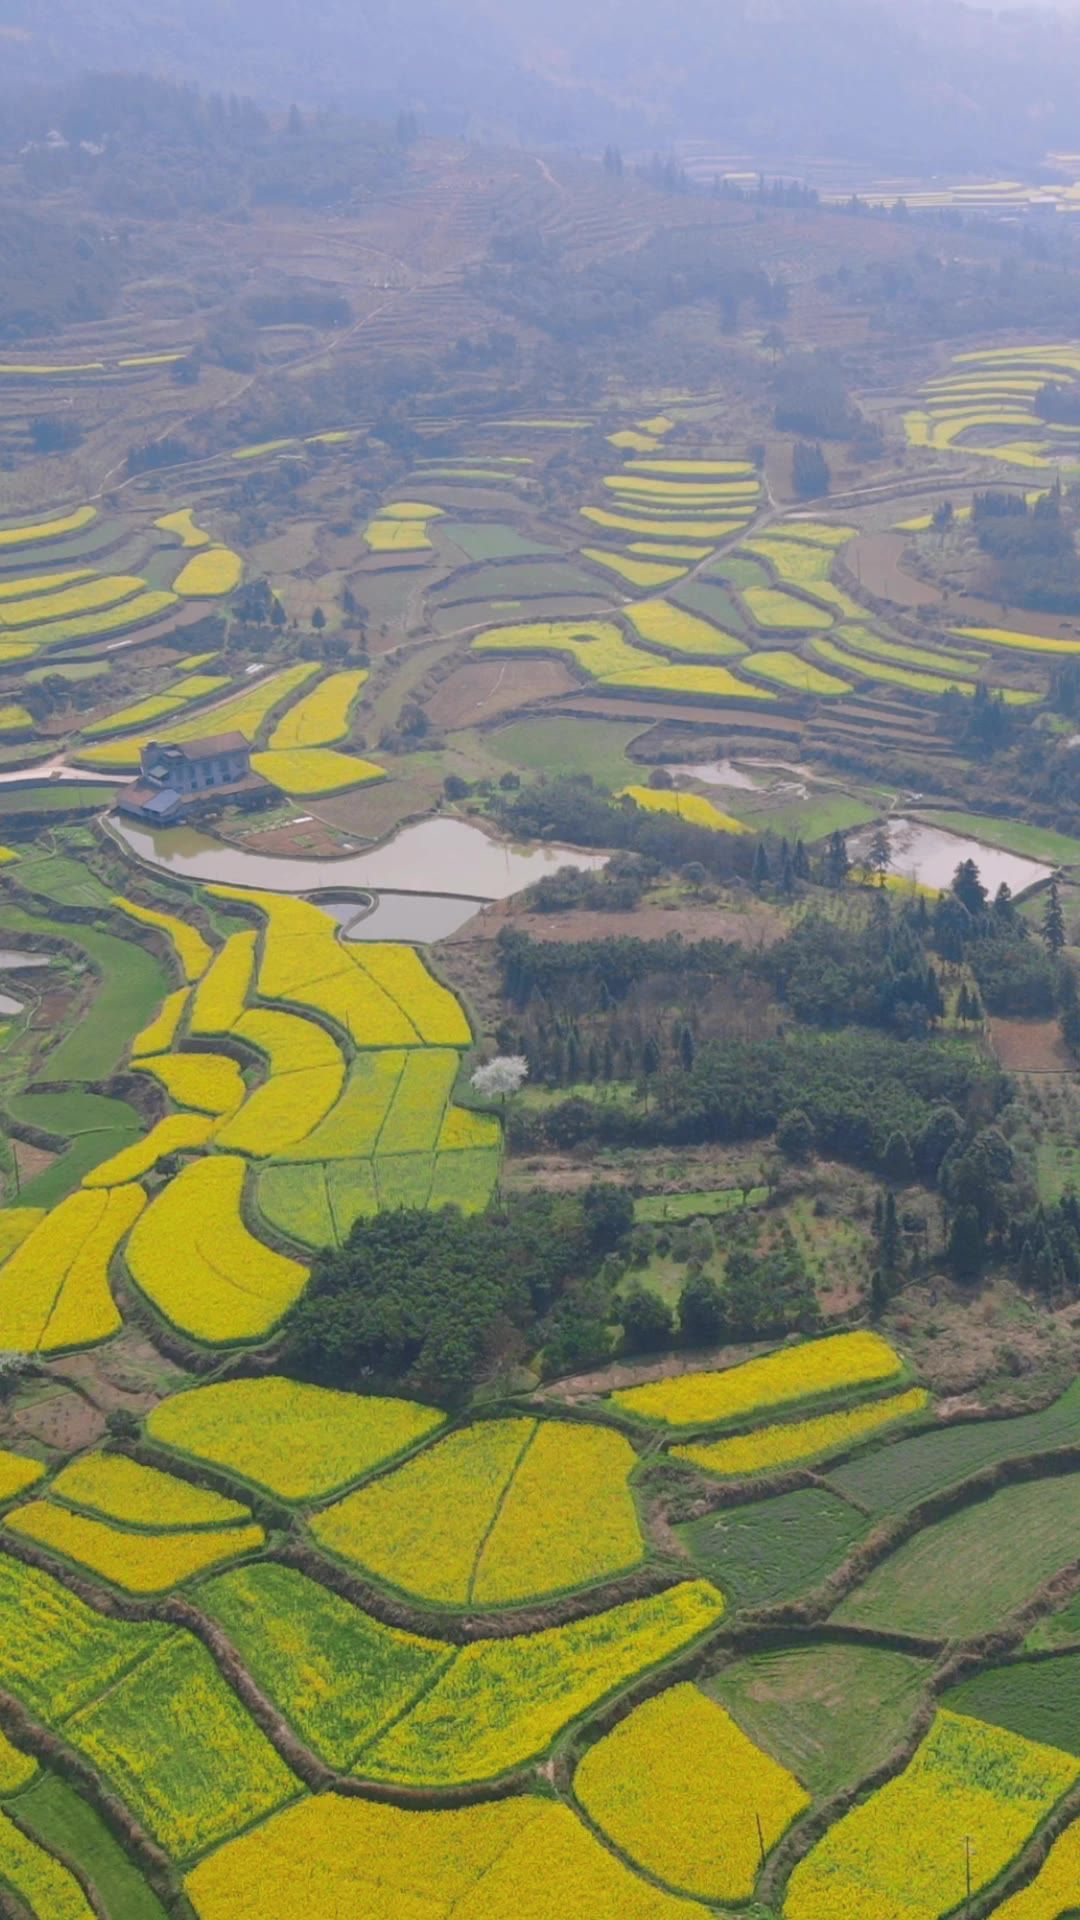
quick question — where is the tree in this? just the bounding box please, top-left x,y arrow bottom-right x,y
952,858 -> 988,917
948,1204 -> 984,1281
621,1284 -> 674,1353
582,1183 -> 634,1253
1043,878 -> 1066,953
883,1130 -> 914,1184
1060,965 -> 1080,1055
752,841 -> 771,888
679,1269 -> 725,1344
793,838 -> 811,881
679,1024 -> 696,1072
642,1035 -> 661,1080
776,1108 -> 814,1160
792,441 -> 830,498
471,1055 -> 528,1102
823,829 -> 850,889
864,828 -> 891,888
311,606 -> 326,632
877,1188 -> 902,1291
443,773 -> 470,801
648,766 -> 674,790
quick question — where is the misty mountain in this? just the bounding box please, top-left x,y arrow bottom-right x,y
5,0 -> 1080,169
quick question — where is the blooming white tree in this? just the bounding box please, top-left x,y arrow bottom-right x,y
470,1055 -> 529,1101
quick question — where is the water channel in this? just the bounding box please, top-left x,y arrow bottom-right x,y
109,815 -> 608,941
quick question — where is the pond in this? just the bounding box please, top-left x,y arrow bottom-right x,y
849,816 -> 1053,898
110,815 -> 607,908
316,892 -> 483,943
665,759 -> 762,791
0,950 -> 52,971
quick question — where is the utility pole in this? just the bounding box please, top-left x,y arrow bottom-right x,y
755,1812 -> 767,1872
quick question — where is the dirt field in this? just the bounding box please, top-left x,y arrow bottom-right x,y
449,898 -> 788,949
426,658 -> 579,729
989,1017 -> 1074,1073
847,532 -> 943,608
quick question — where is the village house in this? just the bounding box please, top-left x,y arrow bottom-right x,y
117,732 -> 276,823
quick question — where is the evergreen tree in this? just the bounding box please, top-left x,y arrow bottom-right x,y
793,838 -> 811,881
679,1269 -> 725,1344
948,1204 -> 984,1281
866,828 -> 891,887
642,1035 -> 661,1079
1043,878 -> 1066,953
780,841 -> 796,895
752,840 -> 771,888
952,858 -> 988,917
679,1025 -> 696,1072
823,830 -> 850,889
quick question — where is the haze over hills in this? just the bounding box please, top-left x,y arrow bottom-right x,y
7,0 -> 1080,168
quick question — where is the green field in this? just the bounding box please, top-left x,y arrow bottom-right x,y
678,1487 -> 866,1609
730,793 -> 880,844
13,1773 -> 169,1920
943,1652 -> 1080,1757
835,1473 -> 1080,1637
915,810 -> 1080,867
672,580 -> 750,633
704,1644 -> 928,1799
0,910 -> 169,1085
490,717 -> 648,790
1035,1140 -> 1080,1204
1026,1590 -> 1080,1651
8,851 -> 114,909
0,785 -> 115,815
444,524 -> 556,561
830,1379 -> 1080,1515
7,1089 -> 143,1207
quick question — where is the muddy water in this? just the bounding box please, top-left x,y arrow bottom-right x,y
0,992 -> 23,1014
317,892 -> 482,942
110,815 -> 607,903
665,760 -> 762,791
850,816 -> 1052,897
0,951 -> 52,970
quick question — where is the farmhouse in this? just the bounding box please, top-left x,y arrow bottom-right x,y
118,731 -> 275,823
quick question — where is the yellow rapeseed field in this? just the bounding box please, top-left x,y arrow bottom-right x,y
576,1683 -> 809,1899
125,1155 -> 307,1343
131,986 -> 190,1057
362,1581 -> 726,1786
189,932 -> 257,1035
0,568 -> 94,601
77,663 -> 319,771
0,1184 -> 146,1353
742,588 -> 834,632
0,506 -> 97,548
313,1417 -> 644,1605
951,625 -> 1080,655
206,888 -> 423,1046
66,1631 -> 298,1860
619,785 -> 748,834
5,1502 -> 265,1593
784,1712 -> 1080,1920
581,548 -> 688,588
989,1817 -> 1080,1919
268,669 -> 369,749
0,1728 -> 36,1792
147,1375 -> 445,1499
0,575 -> 144,630
355,944 -> 472,1047
82,1110 -> 217,1185
109,896 -> 212,981
232,1006 -> 343,1076
363,518 -> 432,551
741,650 -> 850,695
582,507 -> 749,538
603,661 -> 773,699
155,509 -> 211,549
215,1062 -> 344,1156
626,598 -> 746,657
377,1050 -> 460,1155
438,1106 -> 501,1151
49,1452 -> 249,1527
83,676 -> 230,737
674,1386 -> 930,1477
0,1809 -> 94,1920
134,1051 -> 246,1116
612,1330 -> 905,1428
185,1793 -> 708,1920
0,1448 -> 45,1502
174,547 -> 244,596
0,1208 -> 45,1260
251,747 -> 384,795
290,1051 -> 406,1158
